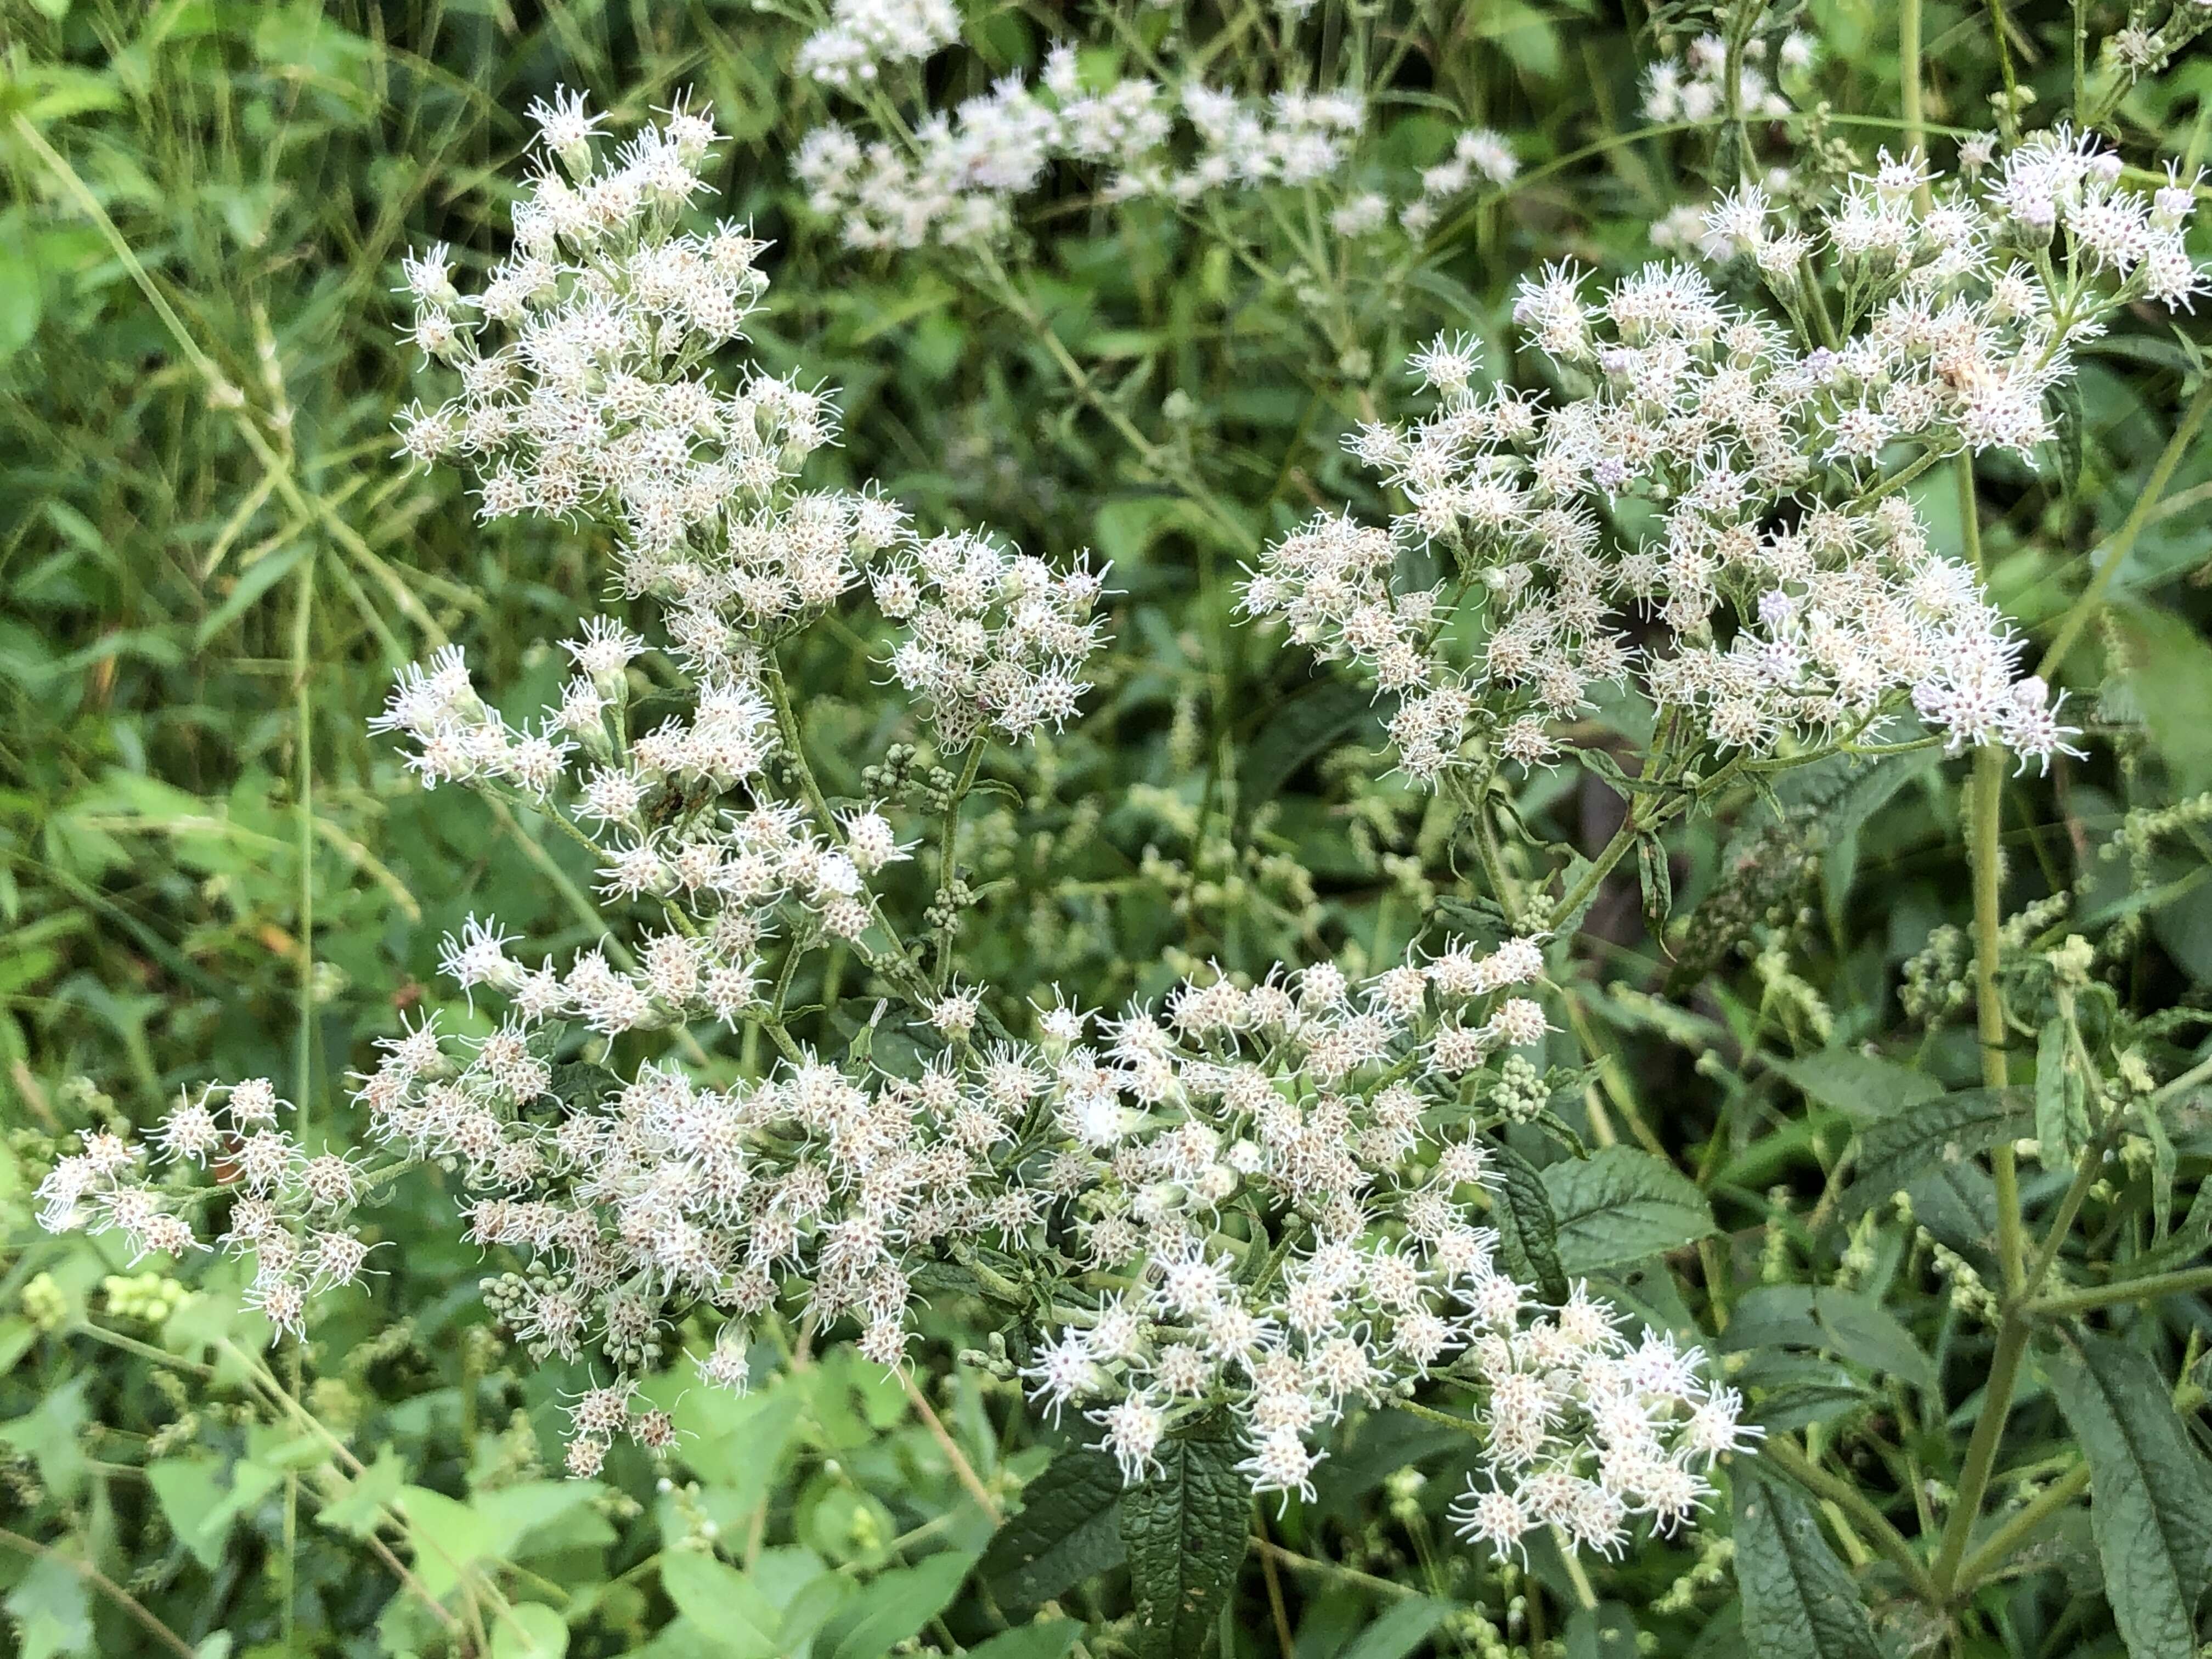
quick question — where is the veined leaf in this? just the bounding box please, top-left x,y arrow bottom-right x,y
656,1551 -> 781,1658
1492,1141 -> 1571,1301
979,1446 -> 1127,1607
1541,1147 -> 1713,1274
1839,1088 -> 2030,1220
1120,1418 -> 1249,1659
2044,1334 -> 2212,1659
1732,1465 -> 1882,1659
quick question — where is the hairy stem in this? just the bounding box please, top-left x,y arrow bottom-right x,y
1762,1436 -> 1943,1605
1950,1463 -> 2093,1596
2028,1262 -> 2212,1317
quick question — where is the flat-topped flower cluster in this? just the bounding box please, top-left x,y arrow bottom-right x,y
32,93 -> 1747,1559
37,930 -> 1753,1554
793,43 -> 1515,252
1244,137 -> 2204,783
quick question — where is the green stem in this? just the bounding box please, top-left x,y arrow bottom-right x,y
1761,1437 -> 1943,1605
294,551 -> 317,1142
1900,0 -> 1927,176
1846,444 -> 1949,513
1950,1463 -> 2092,1597
2028,1263 -> 2212,1318
1934,480 -> 2032,1592
1551,804 -> 1659,928
1551,1528 -> 1600,1610
1930,1313 -> 2029,1595
0,1528 -> 195,1659
2037,374 -> 2212,679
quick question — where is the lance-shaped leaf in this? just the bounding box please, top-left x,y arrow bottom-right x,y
978,1446 -> 1127,1609
1733,1464 -> 1883,1659
1120,1418 -> 1250,1658
2044,1333 -> 2212,1659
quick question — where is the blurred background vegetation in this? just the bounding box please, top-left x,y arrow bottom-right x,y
3,1 -> 2211,1656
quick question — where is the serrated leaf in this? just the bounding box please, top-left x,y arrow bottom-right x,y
1540,1147 -> 1713,1274
1732,1465 -> 1882,1659
1490,1141 -> 1570,1302
1840,1088 -> 2030,1221
2034,1019 -> 2092,1164
2044,1333 -> 2212,1659
2113,603 -> 2212,793
1120,1418 -> 1249,1659
1719,1287 -> 1936,1392
979,1446 -> 1127,1607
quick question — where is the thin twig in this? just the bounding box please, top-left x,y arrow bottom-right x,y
0,1527 -> 197,1659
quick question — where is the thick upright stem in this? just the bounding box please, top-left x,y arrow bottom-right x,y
1934,469 -> 2029,1600
1900,0 -> 1926,172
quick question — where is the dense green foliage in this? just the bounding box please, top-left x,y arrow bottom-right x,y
5,3 -> 2212,1658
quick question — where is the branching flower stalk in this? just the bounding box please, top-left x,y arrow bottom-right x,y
32,94 -> 1759,1567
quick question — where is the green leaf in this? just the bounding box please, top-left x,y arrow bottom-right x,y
1839,1088 -> 2030,1220
2113,603 -> 2212,792
0,245 -> 40,362
490,1604 -> 569,1659
146,1455 -> 232,1571
1491,1141 -> 1571,1302
1237,680 -> 1379,815
194,542 -> 309,647
1720,1288 -> 1936,1393
1566,1601 -> 1642,1659
979,1446 -> 1128,1607
1772,1049 -> 1942,1125
2034,1019 -> 2091,1163
4,1554 -> 91,1659
1336,1596 -> 1456,1659
818,1551 -> 975,1659
1120,1418 -> 1250,1659
657,1551 -> 783,1658
1637,829 -> 1673,934
964,1622 -> 1086,1659
1541,1147 -> 1714,1274
2043,1333 -> 2212,1659
1731,1465 -> 1882,1659
314,1446 -> 406,1539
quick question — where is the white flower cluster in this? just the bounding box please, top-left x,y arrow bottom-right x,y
1643,30 -> 1813,127
34,1080 -> 374,1337
795,0 -> 961,90
391,93 -> 1101,729
793,47 -> 1514,251
1444,1320 -> 1754,1559
1245,138 -> 2204,781
2106,0 -> 2212,83
874,532 -> 1107,750
396,92 -> 1060,701
36,927 -> 1752,1541
1013,935 -> 1753,1549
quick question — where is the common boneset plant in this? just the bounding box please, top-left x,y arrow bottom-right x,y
35,95 -> 1754,1562
21,5 -> 2212,1655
